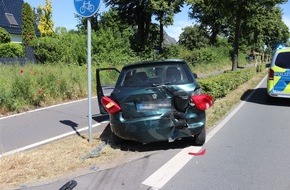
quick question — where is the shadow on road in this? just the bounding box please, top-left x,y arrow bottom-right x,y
92,114 -> 109,122
59,120 -> 86,139
99,124 -> 199,153
241,87 -> 290,106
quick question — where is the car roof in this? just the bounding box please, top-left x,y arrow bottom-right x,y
122,59 -> 186,70
275,47 -> 290,54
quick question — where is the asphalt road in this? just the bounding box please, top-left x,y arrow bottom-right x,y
4,77 -> 290,190
0,97 -> 108,155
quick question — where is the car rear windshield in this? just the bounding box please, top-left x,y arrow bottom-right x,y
275,52 -> 290,68
119,64 -> 195,87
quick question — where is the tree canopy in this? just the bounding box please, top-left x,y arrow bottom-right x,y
179,25 -> 209,50
102,0 -> 184,52
22,2 -> 36,45
0,27 -> 11,44
187,0 -> 289,70
38,0 -> 54,37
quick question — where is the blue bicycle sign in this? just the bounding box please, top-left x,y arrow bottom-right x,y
74,0 -> 100,18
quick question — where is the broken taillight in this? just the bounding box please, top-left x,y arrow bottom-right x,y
101,96 -> 121,114
191,94 -> 214,111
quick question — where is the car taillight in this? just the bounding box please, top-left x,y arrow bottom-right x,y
191,94 -> 214,111
101,96 -> 121,114
268,69 -> 274,80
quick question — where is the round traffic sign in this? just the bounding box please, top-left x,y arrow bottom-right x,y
74,0 -> 100,18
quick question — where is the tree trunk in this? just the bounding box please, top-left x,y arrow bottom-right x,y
210,25 -> 219,45
232,8 -> 242,71
159,14 -> 164,53
144,14 -> 151,46
137,13 -> 146,51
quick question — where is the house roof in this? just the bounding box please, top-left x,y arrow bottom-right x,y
0,0 -> 23,35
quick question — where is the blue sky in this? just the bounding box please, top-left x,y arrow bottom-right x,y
25,0 -> 290,41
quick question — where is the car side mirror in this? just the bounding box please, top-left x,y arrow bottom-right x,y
193,73 -> 198,79
265,63 -> 270,68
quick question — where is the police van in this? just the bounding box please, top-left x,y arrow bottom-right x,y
267,46 -> 290,98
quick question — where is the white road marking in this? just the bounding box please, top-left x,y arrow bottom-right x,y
0,97 -> 98,120
0,121 -> 108,158
142,75 -> 267,189
142,146 -> 202,189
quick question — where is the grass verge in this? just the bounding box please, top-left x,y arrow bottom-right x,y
0,67 -> 268,190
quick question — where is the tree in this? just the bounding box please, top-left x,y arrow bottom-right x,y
98,9 -> 128,31
33,7 -> 42,26
188,0 -> 287,70
178,25 -> 209,50
151,0 -> 184,52
22,2 -> 36,45
237,6 -> 289,52
0,27 -> 11,44
103,0 -> 153,51
228,0 -> 288,70
260,7 -> 289,50
103,0 -> 186,52
38,0 -> 54,37
75,13 -> 99,32
55,27 -> 68,35
188,0 -> 228,45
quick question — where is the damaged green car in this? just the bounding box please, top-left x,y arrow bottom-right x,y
96,59 -> 213,145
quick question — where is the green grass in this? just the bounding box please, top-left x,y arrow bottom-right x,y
0,63 -> 99,114
0,56 -> 252,115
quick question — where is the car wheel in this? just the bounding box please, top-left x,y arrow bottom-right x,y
193,127 -> 206,146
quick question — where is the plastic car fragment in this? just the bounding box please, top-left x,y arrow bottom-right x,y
188,148 -> 206,156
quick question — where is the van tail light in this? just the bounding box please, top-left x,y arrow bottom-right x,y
101,96 -> 121,114
268,69 -> 274,80
191,94 -> 214,111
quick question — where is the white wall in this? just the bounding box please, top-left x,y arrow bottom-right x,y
10,34 -> 22,43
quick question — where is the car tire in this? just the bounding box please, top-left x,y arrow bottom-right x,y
193,127 -> 206,146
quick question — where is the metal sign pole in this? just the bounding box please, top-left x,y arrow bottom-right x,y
74,0 -> 100,145
87,18 -> 92,145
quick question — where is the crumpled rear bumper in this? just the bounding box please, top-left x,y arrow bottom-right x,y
109,109 -> 205,144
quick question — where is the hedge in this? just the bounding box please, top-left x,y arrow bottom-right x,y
197,67 -> 256,99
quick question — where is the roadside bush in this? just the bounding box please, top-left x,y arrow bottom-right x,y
0,27 -> 11,44
10,73 -> 32,110
0,86 -> 10,113
0,43 -> 24,57
32,37 -> 63,63
157,45 -> 187,59
32,28 -> 139,66
92,28 -> 139,67
198,67 -> 256,99
180,46 -> 231,67
57,33 -> 86,65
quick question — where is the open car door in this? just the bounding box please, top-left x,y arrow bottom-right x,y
96,68 -> 120,114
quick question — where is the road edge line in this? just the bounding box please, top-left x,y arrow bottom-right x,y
142,75 -> 267,189
0,122 -> 108,158
0,97 -> 98,120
